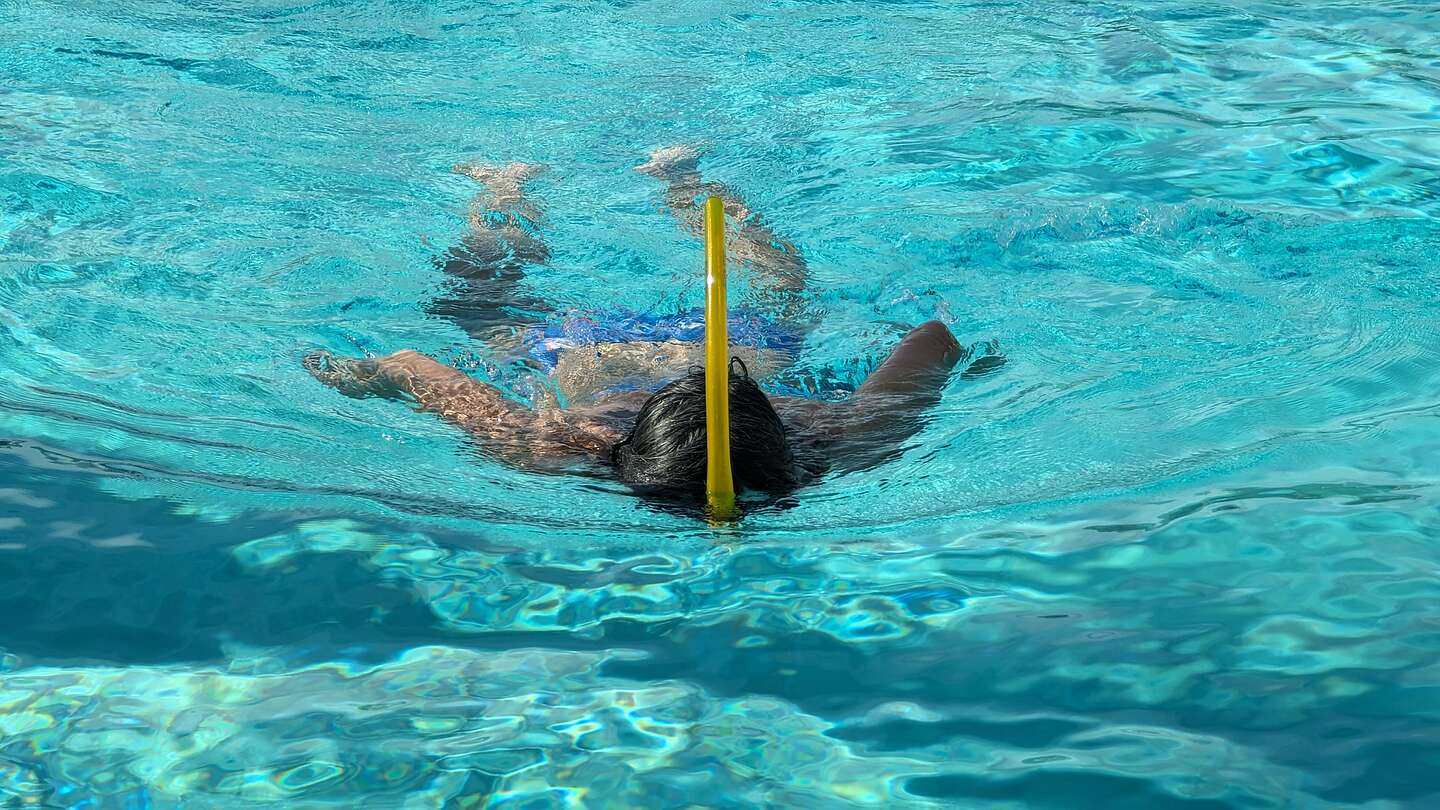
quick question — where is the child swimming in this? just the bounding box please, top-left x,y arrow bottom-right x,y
306,147 -> 1002,499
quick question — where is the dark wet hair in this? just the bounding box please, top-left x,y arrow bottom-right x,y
611,359 -> 803,497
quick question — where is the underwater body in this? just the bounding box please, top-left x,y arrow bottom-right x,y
3,0 -> 1440,806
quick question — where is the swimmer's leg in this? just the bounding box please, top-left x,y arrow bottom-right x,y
429,162 -> 553,341
452,161 -> 549,264
638,146 -> 822,392
637,145 -> 808,295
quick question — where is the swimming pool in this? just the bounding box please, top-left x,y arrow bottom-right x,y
3,0 -> 1439,805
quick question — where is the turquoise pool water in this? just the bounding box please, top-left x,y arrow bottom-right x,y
3,0 -> 1439,806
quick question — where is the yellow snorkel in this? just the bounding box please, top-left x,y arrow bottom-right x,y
704,196 -> 736,519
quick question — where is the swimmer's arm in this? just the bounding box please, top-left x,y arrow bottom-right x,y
853,320 -> 965,401
779,322 -> 964,467
305,350 -> 613,464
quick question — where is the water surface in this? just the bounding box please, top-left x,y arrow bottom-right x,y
2,0 -> 1440,806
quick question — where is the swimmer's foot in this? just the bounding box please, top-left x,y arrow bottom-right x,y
453,161 -> 546,206
304,350 -> 397,398
635,144 -> 700,179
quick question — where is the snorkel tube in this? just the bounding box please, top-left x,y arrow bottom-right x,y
704,196 -> 736,519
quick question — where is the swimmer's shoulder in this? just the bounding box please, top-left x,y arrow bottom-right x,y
772,395 -> 848,444
574,389 -> 652,431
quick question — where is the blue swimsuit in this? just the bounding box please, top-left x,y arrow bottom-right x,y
522,308 -> 804,373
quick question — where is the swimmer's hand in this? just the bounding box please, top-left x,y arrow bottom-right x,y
304,350 -> 407,398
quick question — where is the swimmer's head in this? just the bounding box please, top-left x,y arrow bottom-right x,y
611,360 -> 803,497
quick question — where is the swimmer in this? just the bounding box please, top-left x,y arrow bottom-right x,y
306,147 -> 1003,499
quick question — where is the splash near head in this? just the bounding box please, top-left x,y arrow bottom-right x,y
704,196 -> 736,518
